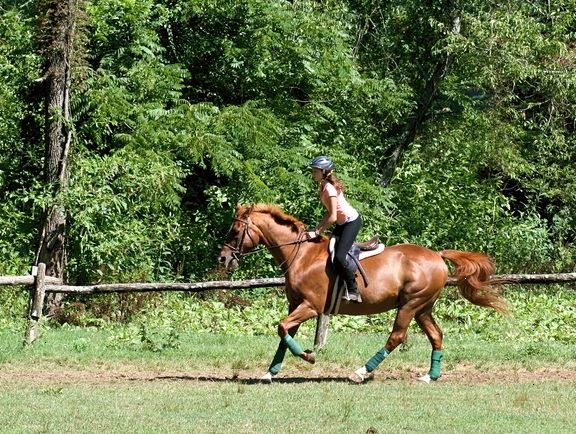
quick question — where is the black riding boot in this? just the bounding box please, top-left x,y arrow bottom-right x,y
342,267 -> 362,303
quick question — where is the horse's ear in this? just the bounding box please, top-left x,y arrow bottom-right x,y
235,203 -> 251,217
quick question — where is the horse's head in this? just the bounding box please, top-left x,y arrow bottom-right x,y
218,205 -> 262,271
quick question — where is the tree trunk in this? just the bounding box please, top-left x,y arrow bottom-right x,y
380,3 -> 461,186
35,0 -> 80,314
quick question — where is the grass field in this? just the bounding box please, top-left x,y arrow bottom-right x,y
2,375 -> 575,433
1,326 -> 576,433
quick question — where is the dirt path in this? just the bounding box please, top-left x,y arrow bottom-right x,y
1,363 -> 575,385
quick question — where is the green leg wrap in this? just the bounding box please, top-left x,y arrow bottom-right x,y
428,350 -> 443,380
281,334 -> 303,357
365,347 -> 390,372
268,342 -> 288,375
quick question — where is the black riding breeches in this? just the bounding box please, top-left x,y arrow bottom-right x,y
331,216 -> 362,281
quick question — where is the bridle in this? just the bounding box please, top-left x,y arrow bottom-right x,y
223,216 -> 308,270
222,217 -> 259,263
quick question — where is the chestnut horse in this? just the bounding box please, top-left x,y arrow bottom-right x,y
218,203 -> 508,383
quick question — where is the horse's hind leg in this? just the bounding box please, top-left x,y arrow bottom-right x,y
261,301 -> 317,382
349,304 -> 416,383
415,310 -> 443,383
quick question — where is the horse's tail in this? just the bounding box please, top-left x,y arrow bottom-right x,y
440,249 -> 509,314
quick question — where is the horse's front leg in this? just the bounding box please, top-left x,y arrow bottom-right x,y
261,324 -> 298,382
261,301 -> 318,383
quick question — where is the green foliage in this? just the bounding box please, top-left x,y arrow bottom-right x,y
440,286 -> 576,344
0,286 -> 27,332
0,7 -> 40,149
387,107 -> 558,272
0,200 -> 38,274
65,148 -> 186,282
0,7 -> 43,274
19,284 -> 572,348
448,1 -> 576,271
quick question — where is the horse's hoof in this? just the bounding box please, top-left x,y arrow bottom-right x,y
417,374 -> 431,384
261,372 -> 274,384
348,367 -> 373,384
348,372 -> 364,384
302,350 -> 316,364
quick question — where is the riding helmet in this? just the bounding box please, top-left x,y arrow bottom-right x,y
309,155 -> 334,171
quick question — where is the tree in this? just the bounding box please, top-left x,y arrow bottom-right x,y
379,1 -> 461,185
35,0 -> 82,312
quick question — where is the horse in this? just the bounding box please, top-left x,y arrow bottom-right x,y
218,203 -> 508,383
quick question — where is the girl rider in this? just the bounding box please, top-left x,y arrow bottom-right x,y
305,156 -> 363,302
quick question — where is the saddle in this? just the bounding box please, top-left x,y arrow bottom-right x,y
328,235 -> 385,287
352,235 -> 381,252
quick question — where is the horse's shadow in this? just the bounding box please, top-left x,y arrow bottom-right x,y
138,374 -> 356,384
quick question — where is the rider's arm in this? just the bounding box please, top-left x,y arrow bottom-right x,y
315,195 -> 337,235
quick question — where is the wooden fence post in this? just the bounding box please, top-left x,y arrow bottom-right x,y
25,263 -> 47,346
314,314 -> 330,349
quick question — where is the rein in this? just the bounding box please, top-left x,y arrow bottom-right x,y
225,217 -> 308,271
224,239 -> 304,257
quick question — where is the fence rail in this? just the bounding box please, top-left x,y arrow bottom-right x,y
2,265 -> 576,346
44,278 -> 287,294
0,275 -> 61,286
4,274 -> 576,292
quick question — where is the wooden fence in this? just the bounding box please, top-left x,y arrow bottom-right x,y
1,263 -> 576,346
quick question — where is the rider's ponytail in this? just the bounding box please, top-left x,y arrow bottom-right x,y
324,172 -> 345,194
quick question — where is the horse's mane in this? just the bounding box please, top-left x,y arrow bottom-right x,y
243,203 -> 306,232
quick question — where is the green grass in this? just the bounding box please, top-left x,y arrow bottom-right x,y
2,325 -> 576,372
1,327 -> 576,433
1,379 -> 575,433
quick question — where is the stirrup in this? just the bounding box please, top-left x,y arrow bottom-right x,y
344,293 -> 362,303
342,286 -> 362,303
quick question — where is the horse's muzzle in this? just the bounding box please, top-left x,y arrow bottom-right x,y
218,252 -> 239,271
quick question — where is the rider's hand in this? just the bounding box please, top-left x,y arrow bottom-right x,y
305,230 -> 318,240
